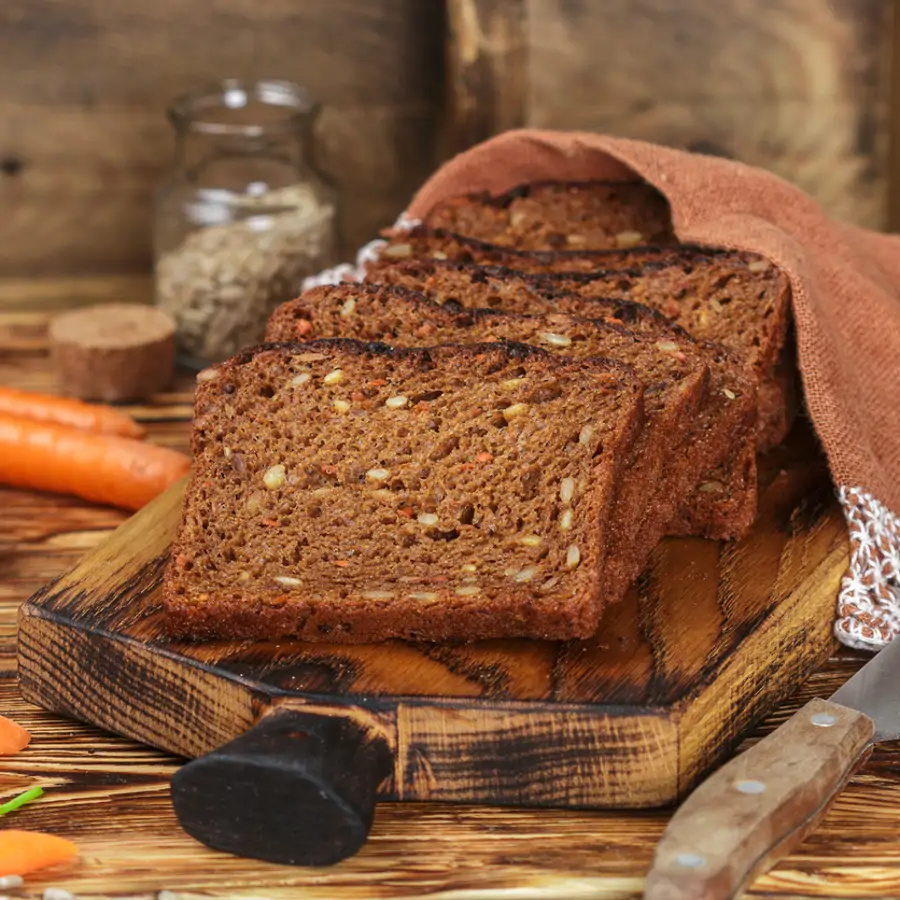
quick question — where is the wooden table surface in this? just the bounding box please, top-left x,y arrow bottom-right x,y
2,279 -> 900,900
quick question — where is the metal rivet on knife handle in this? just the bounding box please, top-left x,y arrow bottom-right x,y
674,852 -> 706,869
812,713 -> 837,727
735,779 -> 766,794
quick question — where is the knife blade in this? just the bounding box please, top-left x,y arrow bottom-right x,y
643,635 -> 900,900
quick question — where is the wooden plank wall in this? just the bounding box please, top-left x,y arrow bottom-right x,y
0,1 -> 896,281
447,0 -> 897,232
0,0 -> 444,276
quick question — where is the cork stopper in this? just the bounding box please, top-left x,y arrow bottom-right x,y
48,303 -> 176,402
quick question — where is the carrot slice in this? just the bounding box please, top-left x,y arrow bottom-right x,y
0,715 -> 31,755
0,386 -> 144,439
0,413 -> 190,510
0,830 -> 78,877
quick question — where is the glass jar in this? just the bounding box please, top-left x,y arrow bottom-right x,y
154,79 -> 338,369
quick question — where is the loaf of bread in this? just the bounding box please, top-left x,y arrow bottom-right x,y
267,284 -> 726,596
334,261 -> 759,540
169,178 -> 793,646
369,229 -> 793,451
424,182 -> 677,250
164,340 -> 646,642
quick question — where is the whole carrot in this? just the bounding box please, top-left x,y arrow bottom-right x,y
0,386 -> 144,439
0,830 -> 78,876
0,413 -> 190,510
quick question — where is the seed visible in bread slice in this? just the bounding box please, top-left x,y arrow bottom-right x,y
423,181 -> 677,250
164,339 -> 644,643
371,229 -> 789,376
530,261 -> 791,451
666,442 -> 757,539
268,284 -> 714,598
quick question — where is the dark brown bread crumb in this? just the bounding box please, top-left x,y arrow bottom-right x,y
267,284 -> 713,596
164,339 -> 645,642
366,228 -> 790,370
665,441 -> 757,538
333,261 -> 759,540
423,182 -> 676,250
369,228 -> 793,450
530,262 -> 792,451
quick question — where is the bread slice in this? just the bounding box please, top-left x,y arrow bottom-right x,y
423,181 -> 677,250
335,260 -> 759,540
267,285 -> 713,598
164,339 -> 645,643
368,228 -> 793,450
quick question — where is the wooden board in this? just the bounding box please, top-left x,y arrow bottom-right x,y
17,425 -> 846,824
445,0 -> 895,231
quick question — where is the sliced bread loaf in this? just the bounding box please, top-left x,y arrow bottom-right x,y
423,182 -> 677,250
333,261 -> 759,540
164,339 -> 645,642
368,230 -> 793,450
267,285 -> 713,598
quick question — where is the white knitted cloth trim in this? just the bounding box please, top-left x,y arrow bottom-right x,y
836,486 -> 900,652
301,213 -> 421,291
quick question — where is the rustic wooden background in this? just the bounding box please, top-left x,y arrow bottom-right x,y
0,0 -> 445,275
0,0 -> 897,277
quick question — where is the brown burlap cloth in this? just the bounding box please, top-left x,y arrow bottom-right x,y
309,129 -> 900,652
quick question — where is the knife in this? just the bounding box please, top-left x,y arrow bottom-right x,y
643,635 -> 900,900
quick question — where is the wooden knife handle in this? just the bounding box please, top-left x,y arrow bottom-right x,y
170,708 -> 393,866
644,697 -> 874,900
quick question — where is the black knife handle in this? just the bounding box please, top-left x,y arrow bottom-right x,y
171,708 -> 393,866
644,697 -> 874,900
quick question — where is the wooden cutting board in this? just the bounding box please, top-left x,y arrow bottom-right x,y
17,427 -> 848,867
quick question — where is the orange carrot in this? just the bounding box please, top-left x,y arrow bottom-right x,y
0,830 -> 78,876
0,413 -> 190,510
0,715 -> 31,755
0,386 -> 144,439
